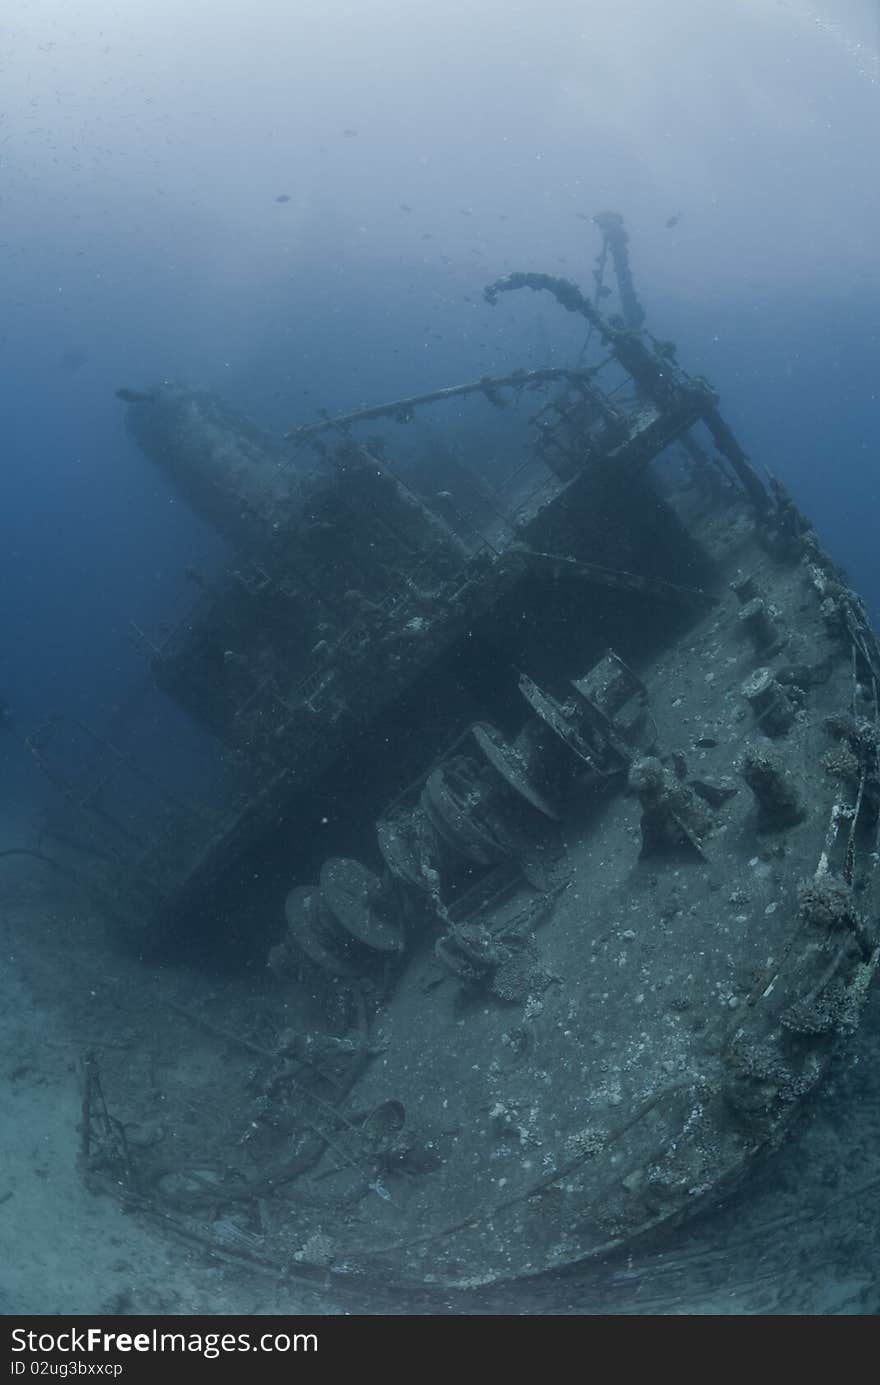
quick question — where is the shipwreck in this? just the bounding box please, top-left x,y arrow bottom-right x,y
33,213 -> 880,1293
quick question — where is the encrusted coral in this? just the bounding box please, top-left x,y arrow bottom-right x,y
797,875 -> 859,932
780,980 -> 859,1037
821,745 -> 860,784
739,743 -> 805,829
796,876 -> 874,958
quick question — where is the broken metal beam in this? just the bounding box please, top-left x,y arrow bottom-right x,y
284,366 -> 602,442
483,271 -> 770,514
521,548 -> 716,609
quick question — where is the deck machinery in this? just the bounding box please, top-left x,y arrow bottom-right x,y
43,220 -> 880,1290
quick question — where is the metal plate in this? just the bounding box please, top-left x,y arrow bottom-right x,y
284,885 -> 354,975
518,672 -> 602,769
376,811 -> 430,890
471,721 -> 561,820
320,857 -> 404,954
421,762 -> 507,866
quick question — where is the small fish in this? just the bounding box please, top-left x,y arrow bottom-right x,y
399,202 -> 412,213
342,127 -> 358,138
665,213 -> 681,229
275,193 -> 291,204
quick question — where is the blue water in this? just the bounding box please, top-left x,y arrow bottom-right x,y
1,0 -> 878,790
